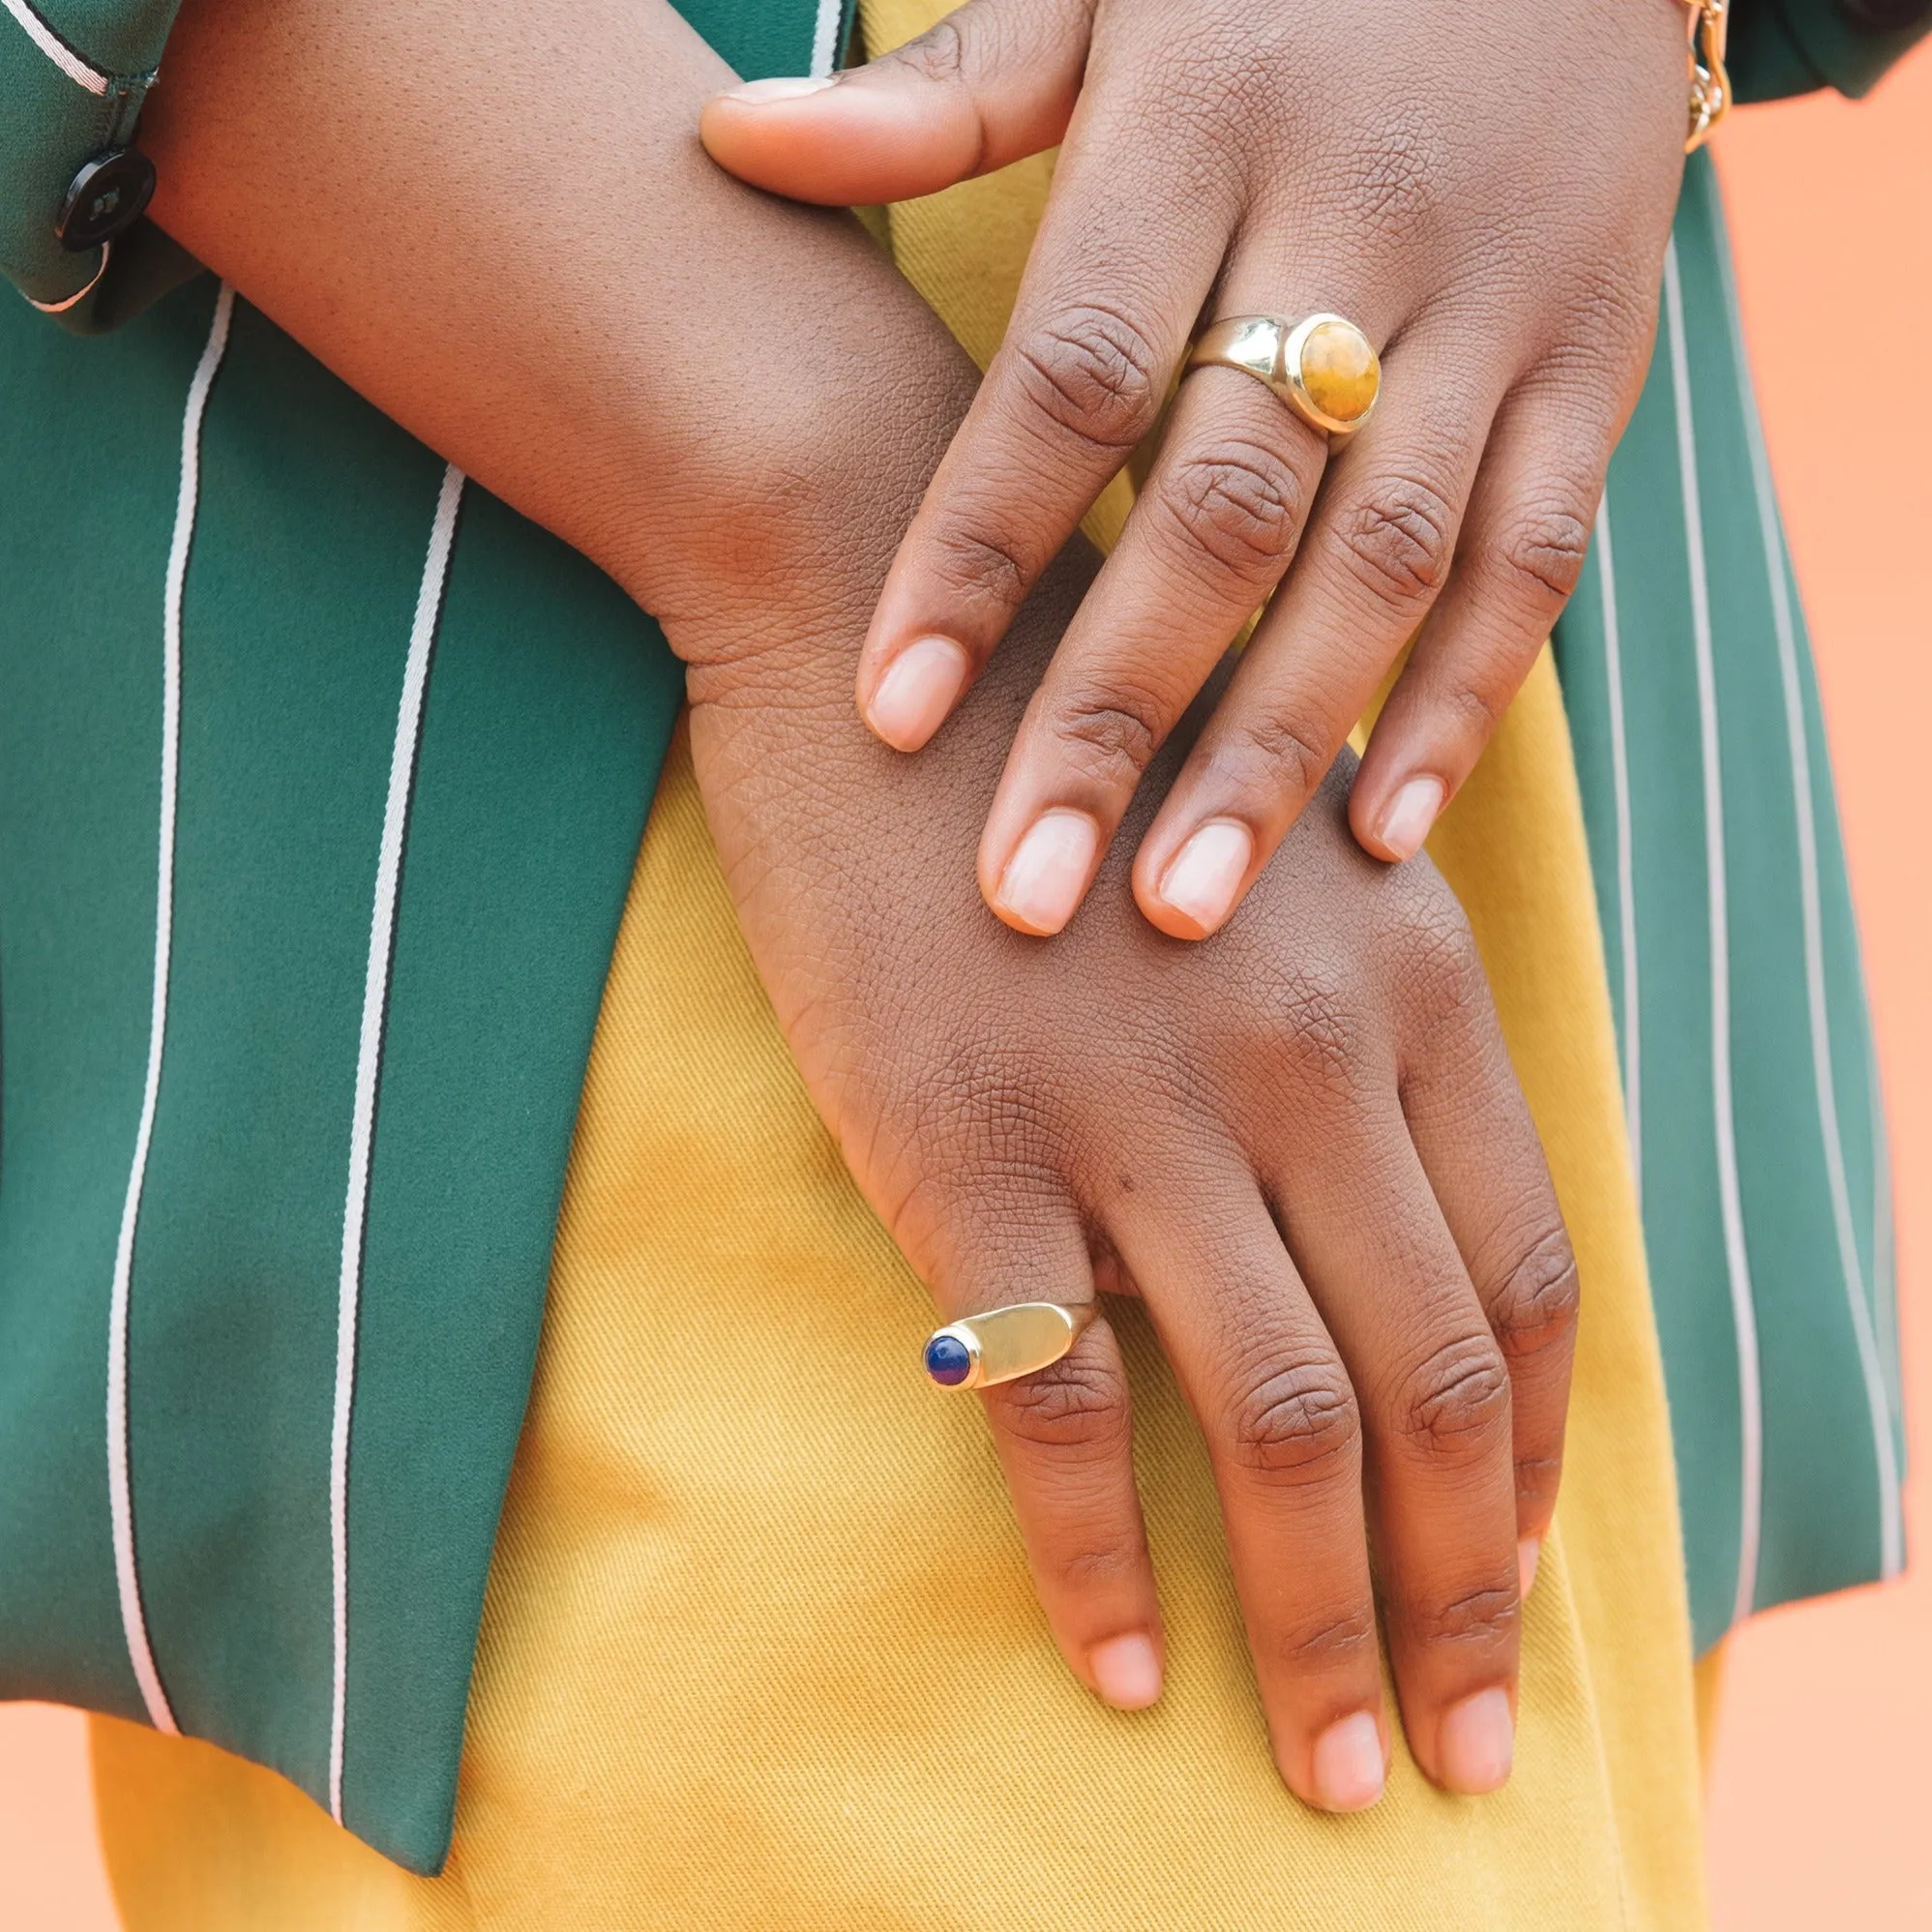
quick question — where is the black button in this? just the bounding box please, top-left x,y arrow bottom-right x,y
57,148 -> 157,253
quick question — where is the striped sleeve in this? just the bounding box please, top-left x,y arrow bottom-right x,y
2,0 -> 188,321
1731,0 -> 1930,103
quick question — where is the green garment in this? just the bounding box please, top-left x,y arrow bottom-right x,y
4,0 -> 1929,319
0,0 -> 1918,1880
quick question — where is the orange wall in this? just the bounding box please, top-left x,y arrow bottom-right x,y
1,46 -> 1928,1930
1703,45 -> 1932,1932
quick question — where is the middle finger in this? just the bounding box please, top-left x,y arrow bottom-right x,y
976,360 -> 1331,933
1267,1098 -> 1524,1797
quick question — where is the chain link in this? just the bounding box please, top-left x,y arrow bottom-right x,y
1684,0 -> 1732,151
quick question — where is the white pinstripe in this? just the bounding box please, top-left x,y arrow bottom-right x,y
808,0 -> 843,78
2,0 -> 110,93
26,241 -> 110,314
1593,499 -> 1642,1204
328,461 -> 465,1826
1871,1045 -> 1901,1429
1716,241 -> 1904,1581
107,281 -> 234,1738
1664,239 -> 1764,1631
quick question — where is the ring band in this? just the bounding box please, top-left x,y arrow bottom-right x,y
923,1300 -> 1100,1392
1186,312 -> 1382,440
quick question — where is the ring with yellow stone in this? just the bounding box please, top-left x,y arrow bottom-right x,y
1187,312 -> 1382,441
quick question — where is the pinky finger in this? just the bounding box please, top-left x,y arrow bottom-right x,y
1348,394 -> 1610,863
978,1306 -> 1167,1709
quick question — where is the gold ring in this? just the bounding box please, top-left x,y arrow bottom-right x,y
923,1300 -> 1099,1392
1186,313 -> 1382,440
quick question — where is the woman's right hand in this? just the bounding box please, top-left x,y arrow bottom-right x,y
683,539 -> 1578,1813
144,0 -> 1576,1814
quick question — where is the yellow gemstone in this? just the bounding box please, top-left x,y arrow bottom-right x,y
1296,320 -> 1380,426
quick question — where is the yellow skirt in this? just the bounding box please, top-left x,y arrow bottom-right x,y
91,12 -> 1707,1909
93,682 -> 1707,1928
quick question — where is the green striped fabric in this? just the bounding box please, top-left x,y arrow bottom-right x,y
0,277 -> 685,1868
0,0 -> 1916,1878
1554,154 -> 1904,1653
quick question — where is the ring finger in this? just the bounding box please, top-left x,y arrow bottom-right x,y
1133,321 -> 1508,936
1109,1180 -> 1390,1813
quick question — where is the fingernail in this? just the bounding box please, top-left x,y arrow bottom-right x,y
1311,1711 -> 1385,1812
1154,818 -> 1254,936
1439,1687 -> 1514,1795
1375,776 -> 1446,862
1089,1633 -> 1163,1710
1518,1536 -> 1541,1603
993,810 -> 1100,936
864,637 -> 970,752
723,75 -> 839,104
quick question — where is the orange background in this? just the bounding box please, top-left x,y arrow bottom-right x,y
1,52 -> 1928,1929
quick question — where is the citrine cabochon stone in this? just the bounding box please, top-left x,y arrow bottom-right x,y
1297,320 -> 1380,425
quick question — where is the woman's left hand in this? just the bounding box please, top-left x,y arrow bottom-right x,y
701,0 -> 1690,937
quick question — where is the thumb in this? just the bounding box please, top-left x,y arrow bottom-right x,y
699,0 -> 1094,207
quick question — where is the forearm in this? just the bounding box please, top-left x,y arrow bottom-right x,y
139,0 -> 1094,1064
140,0 -> 976,668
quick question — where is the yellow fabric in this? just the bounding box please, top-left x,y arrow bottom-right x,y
93,9 -> 1708,1918
1695,1646 -> 1728,1778
97,717 -> 1705,1930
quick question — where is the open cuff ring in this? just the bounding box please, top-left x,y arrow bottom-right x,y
1186,312 -> 1381,441
923,1300 -> 1100,1392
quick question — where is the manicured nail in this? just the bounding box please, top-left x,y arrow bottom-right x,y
1439,1687 -> 1514,1795
1375,775 -> 1446,862
1518,1536 -> 1541,1603
993,810 -> 1100,936
1311,1711 -> 1385,1811
864,637 -> 970,752
1154,818 -> 1254,936
723,75 -> 839,103
1089,1633 -> 1163,1710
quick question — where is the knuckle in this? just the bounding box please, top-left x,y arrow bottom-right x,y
1223,709 -> 1336,814
1272,1603 -> 1380,1676
1390,890 -> 1487,1029
1407,1582 -> 1519,1651
1335,111 -> 1445,245
990,1350 -> 1129,1458
1514,1452 -> 1563,1511
1271,961 -> 1369,1099
924,517 -> 1034,614
1012,304 -> 1166,455
1487,1226 -> 1581,1363
1392,1332 -> 1512,1460
1047,684 -> 1168,790
1157,438 -> 1308,583
1227,1351 -> 1361,1484
1487,498 -> 1593,608
887,18 -> 967,85
1330,473 -> 1458,612
1049,1536 -> 1146,1596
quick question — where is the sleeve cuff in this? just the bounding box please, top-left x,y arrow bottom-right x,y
1730,0 -> 1932,104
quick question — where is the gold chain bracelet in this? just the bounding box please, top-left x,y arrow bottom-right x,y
1684,0 -> 1732,151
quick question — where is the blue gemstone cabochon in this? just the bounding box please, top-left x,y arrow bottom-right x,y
924,1334 -> 973,1386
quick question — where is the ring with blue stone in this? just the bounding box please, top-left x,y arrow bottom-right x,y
922,1300 -> 1099,1392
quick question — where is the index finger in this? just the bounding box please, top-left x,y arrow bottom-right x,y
857,116 -> 1236,753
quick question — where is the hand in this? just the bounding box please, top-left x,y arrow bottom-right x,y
681,543 -> 1578,1810
144,0 -> 1577,1807
700,0 -> 1691,937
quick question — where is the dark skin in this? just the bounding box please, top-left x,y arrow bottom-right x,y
703,0 -> 1691,938
142,0 -> 1578,1809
